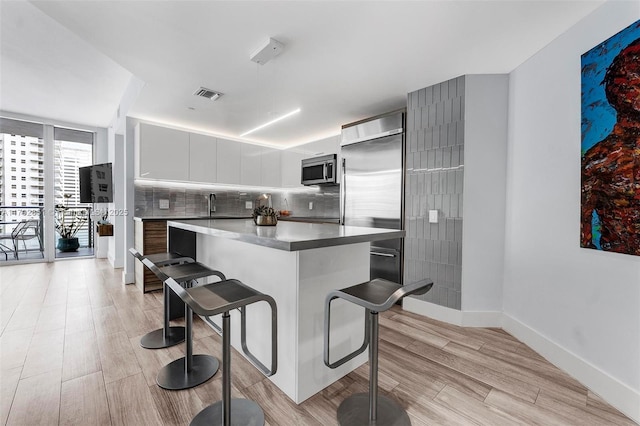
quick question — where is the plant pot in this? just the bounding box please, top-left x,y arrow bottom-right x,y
254,216 -> 277,226
57,237 -> 79,252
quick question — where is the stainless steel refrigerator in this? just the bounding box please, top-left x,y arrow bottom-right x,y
340,110 -> 405,284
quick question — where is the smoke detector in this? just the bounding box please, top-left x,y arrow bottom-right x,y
250,38 -> 284,65
193,87 -> 223,101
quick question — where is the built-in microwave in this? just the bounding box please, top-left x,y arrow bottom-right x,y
301,154 -> 337,186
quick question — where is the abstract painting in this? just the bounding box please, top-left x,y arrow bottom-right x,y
581,19 -> 640,256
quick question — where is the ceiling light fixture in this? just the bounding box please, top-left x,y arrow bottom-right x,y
240,108 -> 301,137
250,38 -> 285,65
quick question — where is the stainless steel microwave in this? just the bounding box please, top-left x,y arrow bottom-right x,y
301,154 -> 337,185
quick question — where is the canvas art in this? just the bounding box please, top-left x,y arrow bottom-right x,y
581,19 -> 640,256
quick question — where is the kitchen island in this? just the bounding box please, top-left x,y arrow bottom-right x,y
167,218 -> 404,404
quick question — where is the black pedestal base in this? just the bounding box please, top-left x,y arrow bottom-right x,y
140,326 -> 185,349
190,399 -> 264,426
337,393 -> 410,426
156,354 -> 219,390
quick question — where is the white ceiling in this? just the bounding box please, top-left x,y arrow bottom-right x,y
1,0 -> 604,148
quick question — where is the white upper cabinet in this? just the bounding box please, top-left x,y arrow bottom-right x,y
261,147 -> 282,187
281,149 -> 305,188
188,133 -> 217,183
216,138 -> 241,184
136,122 -> 189,181
240,143 -> 262,186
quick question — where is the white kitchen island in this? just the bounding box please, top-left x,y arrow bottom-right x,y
167,218 -> 404,404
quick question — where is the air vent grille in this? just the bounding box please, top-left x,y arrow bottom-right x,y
193,87 -> 223,101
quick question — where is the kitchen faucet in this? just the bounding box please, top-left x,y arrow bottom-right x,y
208,193 -> 216,216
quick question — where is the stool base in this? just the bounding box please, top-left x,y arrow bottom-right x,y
140,326 -> 185,349
190,399 -> 264,426
337,393 -> 410,426
156,354 -> 219,390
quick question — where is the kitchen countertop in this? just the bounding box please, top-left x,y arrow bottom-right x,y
278,216 -> 340,224
167,218 -> 403,251
134,215 -> 251,221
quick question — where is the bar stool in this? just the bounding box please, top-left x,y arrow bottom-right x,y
162,276 -> 277,426
143,257 -> 227,391
129,248 -> 194,349
324,278 -> 433,426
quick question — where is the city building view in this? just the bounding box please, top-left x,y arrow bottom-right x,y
0,129 -> 93,260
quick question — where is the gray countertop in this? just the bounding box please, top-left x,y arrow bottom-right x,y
167,218 -> 404,251
134,215 -> 251,222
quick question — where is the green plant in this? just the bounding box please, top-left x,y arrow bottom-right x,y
252,205 -> 278,220
55,195 -> 88,239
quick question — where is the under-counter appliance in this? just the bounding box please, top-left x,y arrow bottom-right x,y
340,110 -> 405,284
301,154 -> 337,186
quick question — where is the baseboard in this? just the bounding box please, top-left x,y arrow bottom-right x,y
502,313 -> 640,424
122,271 -> 135,284
402,298 -> 502,327
403,298 -> 464,325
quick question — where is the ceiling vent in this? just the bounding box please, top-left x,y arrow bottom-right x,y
193,87 -> 223,101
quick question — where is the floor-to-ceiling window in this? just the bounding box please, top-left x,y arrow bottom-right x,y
53,127 -> 94,259
0,118 -> 45,261
0,117 -> 96,263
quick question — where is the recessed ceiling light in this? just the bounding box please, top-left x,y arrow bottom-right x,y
187,107 -> 196,111
193,87 -> 223,101
240,108 -> 301,137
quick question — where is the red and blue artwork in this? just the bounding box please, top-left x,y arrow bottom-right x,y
581,19 -> 640,256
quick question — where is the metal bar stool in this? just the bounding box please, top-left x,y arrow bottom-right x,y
129,248 -> 194,349
162,276 -> 277,426
143,257 -> 227,391
324,278 -> 433,426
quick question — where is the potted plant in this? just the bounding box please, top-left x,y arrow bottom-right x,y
252,205 -> 278,226
55,195 -> 88,252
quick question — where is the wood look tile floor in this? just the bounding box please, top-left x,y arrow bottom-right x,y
0,259 -> 635,425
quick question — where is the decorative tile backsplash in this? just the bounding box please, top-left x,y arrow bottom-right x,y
404,76 -> 464,310
134,182 -> 340,219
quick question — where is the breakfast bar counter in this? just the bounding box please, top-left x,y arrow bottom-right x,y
167,219 -> 403,404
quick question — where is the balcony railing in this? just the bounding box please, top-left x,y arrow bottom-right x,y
55,206 -> 94,249
0,205 -> 94,254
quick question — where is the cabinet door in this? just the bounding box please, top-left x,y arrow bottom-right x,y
240,143 -> 262,186
216,138 -> 241,184
137,123 -> 190,181
189,133 -> 217,183
261,147 -> 282,187
281,149 -> 305,187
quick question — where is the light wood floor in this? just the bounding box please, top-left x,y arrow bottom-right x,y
0,258 -> 635,426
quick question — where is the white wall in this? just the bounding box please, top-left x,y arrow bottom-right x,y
462,74 -> 508,313
504,1 -> 640,420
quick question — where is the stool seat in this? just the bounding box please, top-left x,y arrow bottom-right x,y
129,248 -> 194,350
144,251 -> 193,266
143,258 -> 228,391
325,278 -> 432,426
332,278 -> 432,312
159,261 -> 226,283
163,276 -> 277,426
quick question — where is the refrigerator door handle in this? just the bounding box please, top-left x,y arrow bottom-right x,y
370,251 -> 396,258
341,158 -> 346,225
